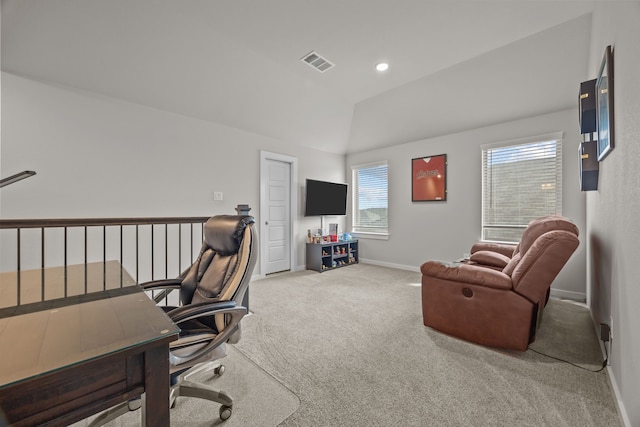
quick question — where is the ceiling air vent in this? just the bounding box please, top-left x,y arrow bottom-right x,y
301,51 -> 334,73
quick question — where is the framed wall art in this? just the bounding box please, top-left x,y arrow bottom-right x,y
596,45 -> 614,161
411,154 -> 447,201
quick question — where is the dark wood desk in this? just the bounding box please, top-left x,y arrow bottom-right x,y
0,263 -> 179,426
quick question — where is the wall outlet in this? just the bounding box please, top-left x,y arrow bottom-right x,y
213,192 -> 223,201
600,323 -> 611,342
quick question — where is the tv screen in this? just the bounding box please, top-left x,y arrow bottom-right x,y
305,179 -> 348,216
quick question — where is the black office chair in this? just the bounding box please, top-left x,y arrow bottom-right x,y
89,215 -> 257,425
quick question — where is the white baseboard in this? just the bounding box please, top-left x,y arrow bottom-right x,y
359,258 -> 421,273
359,260 -> 594,306
549,288 -> 586,302
607,366 -> 632,427
587,309 -> 632,427
253,264 -> 306,281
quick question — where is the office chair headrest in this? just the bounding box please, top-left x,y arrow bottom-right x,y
204,215 -> 255,256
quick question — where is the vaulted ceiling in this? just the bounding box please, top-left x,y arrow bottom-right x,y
1,0 -> 595,154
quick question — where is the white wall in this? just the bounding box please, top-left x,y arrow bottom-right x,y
0,72 -> 345,274
1,1 -> 355,155
586,3 -> 640,426
346,109 -> 587,300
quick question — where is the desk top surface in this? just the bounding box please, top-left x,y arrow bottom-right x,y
0,260 -> 138,309
0,262 -> 179,389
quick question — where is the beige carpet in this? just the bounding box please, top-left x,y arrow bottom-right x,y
73,345 -> 299,426
234,264 -> 621,426
74,264 -> 620,426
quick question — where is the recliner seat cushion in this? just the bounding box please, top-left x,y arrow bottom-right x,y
502,253 -> 521,276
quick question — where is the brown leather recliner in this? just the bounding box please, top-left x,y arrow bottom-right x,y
421,215 -> 579,351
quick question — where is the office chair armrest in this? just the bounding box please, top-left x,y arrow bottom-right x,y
168,300 -> 239,324
140,279 -> 182,303
140,278 -> 182,290
168,303 -> 247,366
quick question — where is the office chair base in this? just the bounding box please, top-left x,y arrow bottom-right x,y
220,405 -> 232,420
170,380 -> 234,420
178,360 -> 225,381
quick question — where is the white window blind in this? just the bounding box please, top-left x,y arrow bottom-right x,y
481,132 -> 563,242
352,161 -> 388,234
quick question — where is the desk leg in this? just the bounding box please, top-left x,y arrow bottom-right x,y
143,344 -> 170,427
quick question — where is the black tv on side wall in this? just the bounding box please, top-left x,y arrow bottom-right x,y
304,179 -> 348,216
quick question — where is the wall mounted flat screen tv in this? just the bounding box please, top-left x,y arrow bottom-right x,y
305,179 -> 348,216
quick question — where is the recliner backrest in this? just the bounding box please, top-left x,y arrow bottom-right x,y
514,215 -> 579,255
504,216 -> 579,305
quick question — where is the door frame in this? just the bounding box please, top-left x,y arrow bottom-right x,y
259,150 -> 298,277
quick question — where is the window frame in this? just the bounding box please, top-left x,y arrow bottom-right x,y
351,160 -> 389,239
480,132 -> 563,243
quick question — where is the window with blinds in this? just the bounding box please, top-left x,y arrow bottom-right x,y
352,161 -> 388,234
481,132 -> 563,242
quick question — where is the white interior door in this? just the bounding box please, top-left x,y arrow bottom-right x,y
263,158 -> 291,274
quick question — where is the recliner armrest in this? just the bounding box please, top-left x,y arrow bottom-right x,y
470,242 -> 517,257
421,261 -> 512,290
469,250 -> 511,268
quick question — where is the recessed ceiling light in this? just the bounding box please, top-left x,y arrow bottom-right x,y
376,62 -> 389,72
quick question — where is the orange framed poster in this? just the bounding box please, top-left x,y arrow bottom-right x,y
412,154 -> 447,201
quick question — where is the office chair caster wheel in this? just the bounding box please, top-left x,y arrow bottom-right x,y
214,365 -> 225,377
219,405 -> 232,420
